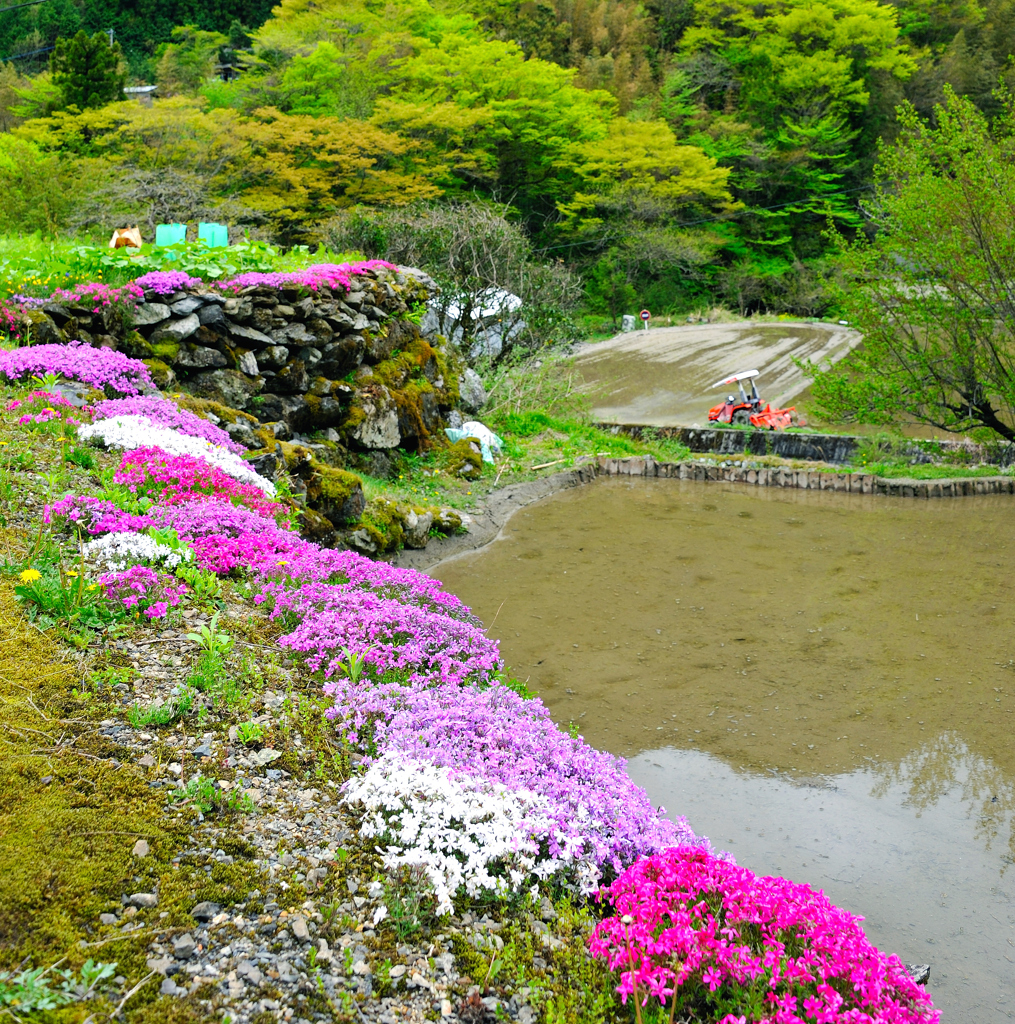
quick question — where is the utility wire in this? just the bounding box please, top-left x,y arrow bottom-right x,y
0,42 -> 53,59
532,184 -> 875,255
0,0 -> 48,13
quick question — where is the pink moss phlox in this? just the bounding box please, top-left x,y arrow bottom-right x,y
114,447 -> 278,517
134,270 -> 203,295
217,260 -> 398,294
97,564 -> 187,619
1,297 -> 27,341
279,582 -> 495,686
590,847 -> 939,1024
7,389 -> 84,427
92,396 -> 246,454
50,281 -> 143,314
0,341 -> 152,395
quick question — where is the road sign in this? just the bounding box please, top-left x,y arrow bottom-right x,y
640,309 -> 650,330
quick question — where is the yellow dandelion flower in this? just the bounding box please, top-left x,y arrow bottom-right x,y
277,560 -> 289,566
19,568 -> 41,583
65,570 -> 79,578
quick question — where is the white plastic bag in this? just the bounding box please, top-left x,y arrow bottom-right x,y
444,420 -> 504,463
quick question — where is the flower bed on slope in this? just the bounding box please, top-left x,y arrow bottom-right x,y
3,338 -> 938,1024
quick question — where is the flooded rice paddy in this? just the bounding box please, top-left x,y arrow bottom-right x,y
435,478 -> 1015,1022
576,321 -> 860,426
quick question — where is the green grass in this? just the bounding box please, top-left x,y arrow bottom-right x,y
0,234 -> 363,299
850,461 -> 1011,479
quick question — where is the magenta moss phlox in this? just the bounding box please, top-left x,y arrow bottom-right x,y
590,846 -> 939,1024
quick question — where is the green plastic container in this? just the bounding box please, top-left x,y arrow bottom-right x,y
155,223 -> 187,246
198,222 -> 229,247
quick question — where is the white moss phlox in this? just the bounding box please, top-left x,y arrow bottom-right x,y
343,755 -> 599,916
78,415 -> 275,497
83,531 -> 193,570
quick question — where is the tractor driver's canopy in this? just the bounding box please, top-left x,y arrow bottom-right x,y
712,370 -> 761,406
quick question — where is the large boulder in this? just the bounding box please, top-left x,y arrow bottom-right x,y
460,368 -> 487,413
190,368 -> 263,410
151,313 -> 200,343
350,393 -> 400,449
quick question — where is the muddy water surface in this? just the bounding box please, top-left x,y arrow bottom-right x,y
435,478 -> 1015,1022
576,321 -> 859,425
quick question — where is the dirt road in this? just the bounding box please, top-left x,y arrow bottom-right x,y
576,320 -> 861,426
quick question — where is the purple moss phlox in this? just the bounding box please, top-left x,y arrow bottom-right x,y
0,342 -> 152,395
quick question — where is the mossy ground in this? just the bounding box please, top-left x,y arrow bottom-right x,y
0,378 -> 629,1024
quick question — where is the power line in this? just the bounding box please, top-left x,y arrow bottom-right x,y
0,0 -> 48,13
0,42 -> 53,59
532,184 -> 875,255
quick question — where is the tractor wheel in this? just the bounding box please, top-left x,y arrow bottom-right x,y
731,409 -> 751,426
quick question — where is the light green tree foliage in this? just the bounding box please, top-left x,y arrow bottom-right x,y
0,135 -> 73,235
810,90 -> 1015,440
374,35 -> 618,216
12,72 -> 67,121
660,0 -> 915,310
681,0 -> 915,124
156,25 -> 229,96
17,97 -> 440,241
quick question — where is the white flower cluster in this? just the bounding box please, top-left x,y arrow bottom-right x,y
83,531 -> 193,570
78,415 -> 275,496
343,756 -> 597,916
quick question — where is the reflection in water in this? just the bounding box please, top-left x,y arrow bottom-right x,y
627,745 -> 1015,1024
870,732 -> 1015,869
434,478 -> 1015,1022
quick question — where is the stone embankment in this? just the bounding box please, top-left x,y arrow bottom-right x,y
599,423 -> 1015,467
598,455 -> 1015,497
23,264 -> 494,552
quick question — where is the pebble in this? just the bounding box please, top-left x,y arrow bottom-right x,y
132,839 -> 150,857
191,901 -> 221,921
290,915 -> 310,942
173,933 -> 197,960
129,892 -> 158,908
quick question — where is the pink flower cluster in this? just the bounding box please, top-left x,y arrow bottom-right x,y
50,281 -> 143,314
7,389 -> 83,427
92,396 -> 246,454
134,270 -> 203,295
0,342 -> 152,395
113,447 -> 279,517
218,260 -> 398,294
590,847 -> 939,1024
1,297 -> 26,341
97,564 -> 187,619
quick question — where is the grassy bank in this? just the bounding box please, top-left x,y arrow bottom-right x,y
0,377 -> 630,1024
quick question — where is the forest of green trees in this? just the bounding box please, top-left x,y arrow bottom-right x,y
1,0 -> 1015,326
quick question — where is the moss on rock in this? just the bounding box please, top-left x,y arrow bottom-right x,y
151,340 -> 181,364
444,438 -> 484,478
121,330 -> 154,359
309,462 -> 365,525
143,358 -> 176,390
173,395 -> 258,427
0,590 -> 191,969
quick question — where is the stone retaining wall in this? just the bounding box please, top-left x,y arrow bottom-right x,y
24,265 -> 455,454
596,455 -> 1015,497
597,423 -> 1015,467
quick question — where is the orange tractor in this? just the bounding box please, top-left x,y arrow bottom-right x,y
707,370 -> 803,431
